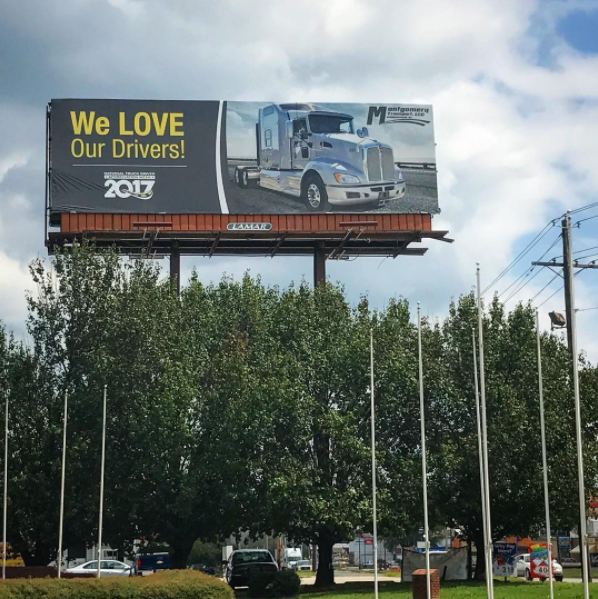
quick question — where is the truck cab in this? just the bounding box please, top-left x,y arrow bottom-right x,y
234,103 -> 406,212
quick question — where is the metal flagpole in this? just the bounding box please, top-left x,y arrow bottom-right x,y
417,304 -> 431,599
97,385 -> 107,579
536,311 -> 554,599
472,330 -> 490,597
476,265 -> 494,598
2,382 -> 8,581
57,390 -> 68,578
369,329 -> 378,599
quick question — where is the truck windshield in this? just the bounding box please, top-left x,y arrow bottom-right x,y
308,115 -> 353,134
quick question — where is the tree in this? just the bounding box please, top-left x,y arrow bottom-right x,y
430,294 -> 598,578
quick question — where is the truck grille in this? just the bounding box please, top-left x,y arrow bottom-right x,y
381,147 -> 395,180
366,146 -> 395,182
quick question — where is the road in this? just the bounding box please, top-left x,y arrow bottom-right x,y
224,160 -> 439,215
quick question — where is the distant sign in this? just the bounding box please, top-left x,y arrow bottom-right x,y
492,543 -> 517,577
558,537 -> 571,557
530,543 -> 550,579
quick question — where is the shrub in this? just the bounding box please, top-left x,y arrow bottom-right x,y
248,570 -> 301,598
269,570 -> 301,597
248,570 -> 277,597
0,569 -> 233,599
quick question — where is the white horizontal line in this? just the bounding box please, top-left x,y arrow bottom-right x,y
72,164 -> 188,168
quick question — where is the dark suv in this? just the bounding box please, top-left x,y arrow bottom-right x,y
224,549 -> 278,588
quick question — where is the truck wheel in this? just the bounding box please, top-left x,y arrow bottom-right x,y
235,167 -> 249,189
525,569 -> 531,581
302,174 -> 329,212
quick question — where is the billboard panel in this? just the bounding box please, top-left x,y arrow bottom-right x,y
49,99 -> 438,215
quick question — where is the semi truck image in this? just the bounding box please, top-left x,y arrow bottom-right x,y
233,103 -> 406,212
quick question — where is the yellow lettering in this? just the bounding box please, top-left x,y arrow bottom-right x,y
113,139 -> 125,158
168,143 -> 180,159
134,112 -> 151,136
96,117 -> 110,135
70,111 -> 96,135
119,112 -> 133,136
150,144 -> 162,159
151,112 -> 169,136
71,138 -> 84,157
169,113 -> 184,136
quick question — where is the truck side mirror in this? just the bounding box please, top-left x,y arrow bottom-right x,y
285,121 -> 293,139
357,127 -> 369,138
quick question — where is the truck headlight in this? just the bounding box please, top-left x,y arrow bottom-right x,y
334,173 -> 360,184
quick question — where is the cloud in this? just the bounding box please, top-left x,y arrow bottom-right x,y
1,0 -> 598,358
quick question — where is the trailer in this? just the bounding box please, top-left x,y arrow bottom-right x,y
233,103 -> 406,212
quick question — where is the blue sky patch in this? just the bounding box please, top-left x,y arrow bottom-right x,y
558,9 -> 598,54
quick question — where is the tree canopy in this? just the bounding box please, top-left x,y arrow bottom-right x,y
0,245 -> 597,583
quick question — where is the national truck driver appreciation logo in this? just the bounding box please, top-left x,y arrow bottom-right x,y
367,105 -> 431,126
104,171 -> 156,200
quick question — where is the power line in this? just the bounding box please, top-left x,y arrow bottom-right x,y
504,268 -> 544,304
537,268 -> 587,309
577,306 -> 598,313
498,233 -> 562,299
570,201 -> 598,215
482,223 -> 555,294
530,273 -> 560,303
575,214 -> 598,226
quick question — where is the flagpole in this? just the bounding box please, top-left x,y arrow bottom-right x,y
57,390 -> 68,578
476,264 -> 494,598
417,304 -> 431,599
536,310 -> 554,599
370,329 -> 378,599
2,382 -> 8,581
472,330 -> 490,597
97,385 -> 107,579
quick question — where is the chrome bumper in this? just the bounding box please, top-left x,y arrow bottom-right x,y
326,180 -> 406,205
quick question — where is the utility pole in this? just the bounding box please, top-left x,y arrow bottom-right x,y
532,210 -> 593,597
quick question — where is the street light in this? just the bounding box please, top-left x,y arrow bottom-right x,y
548,311 -> 566,331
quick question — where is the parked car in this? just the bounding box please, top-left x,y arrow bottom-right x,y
189,563 -> 217,576
515,553 -> 563,582
223,549 -> 278,588
135,552 -> 170,575
292,560 -> 312,572
66,559 -> 132,577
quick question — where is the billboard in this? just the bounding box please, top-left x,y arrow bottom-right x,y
49,99 -> 438,216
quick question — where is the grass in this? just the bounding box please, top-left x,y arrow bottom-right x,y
299,580 -> 598,598
562,568 -> 598,579
297,571 -> 316,578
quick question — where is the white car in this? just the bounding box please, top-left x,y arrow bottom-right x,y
66,559 -> 132,577
515,553 -> 563,582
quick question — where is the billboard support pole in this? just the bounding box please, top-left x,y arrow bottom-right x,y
314,242 -> 326,286
170,241 -> 181,296
536,310 -> 554,599
2,377 -> 8,581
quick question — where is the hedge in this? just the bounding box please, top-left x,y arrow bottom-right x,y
248,570 -> 301,598
0,570 -> 233,599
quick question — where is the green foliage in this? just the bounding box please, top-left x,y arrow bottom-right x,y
2,246 -> 598,588
248,570 -> 277,597
248,569 -> 300,598
187,540 -> 222,567
0,570 -> 232,599
269,569 -> 302,597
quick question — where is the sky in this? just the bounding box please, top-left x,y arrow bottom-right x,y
1,0 -> 598,358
